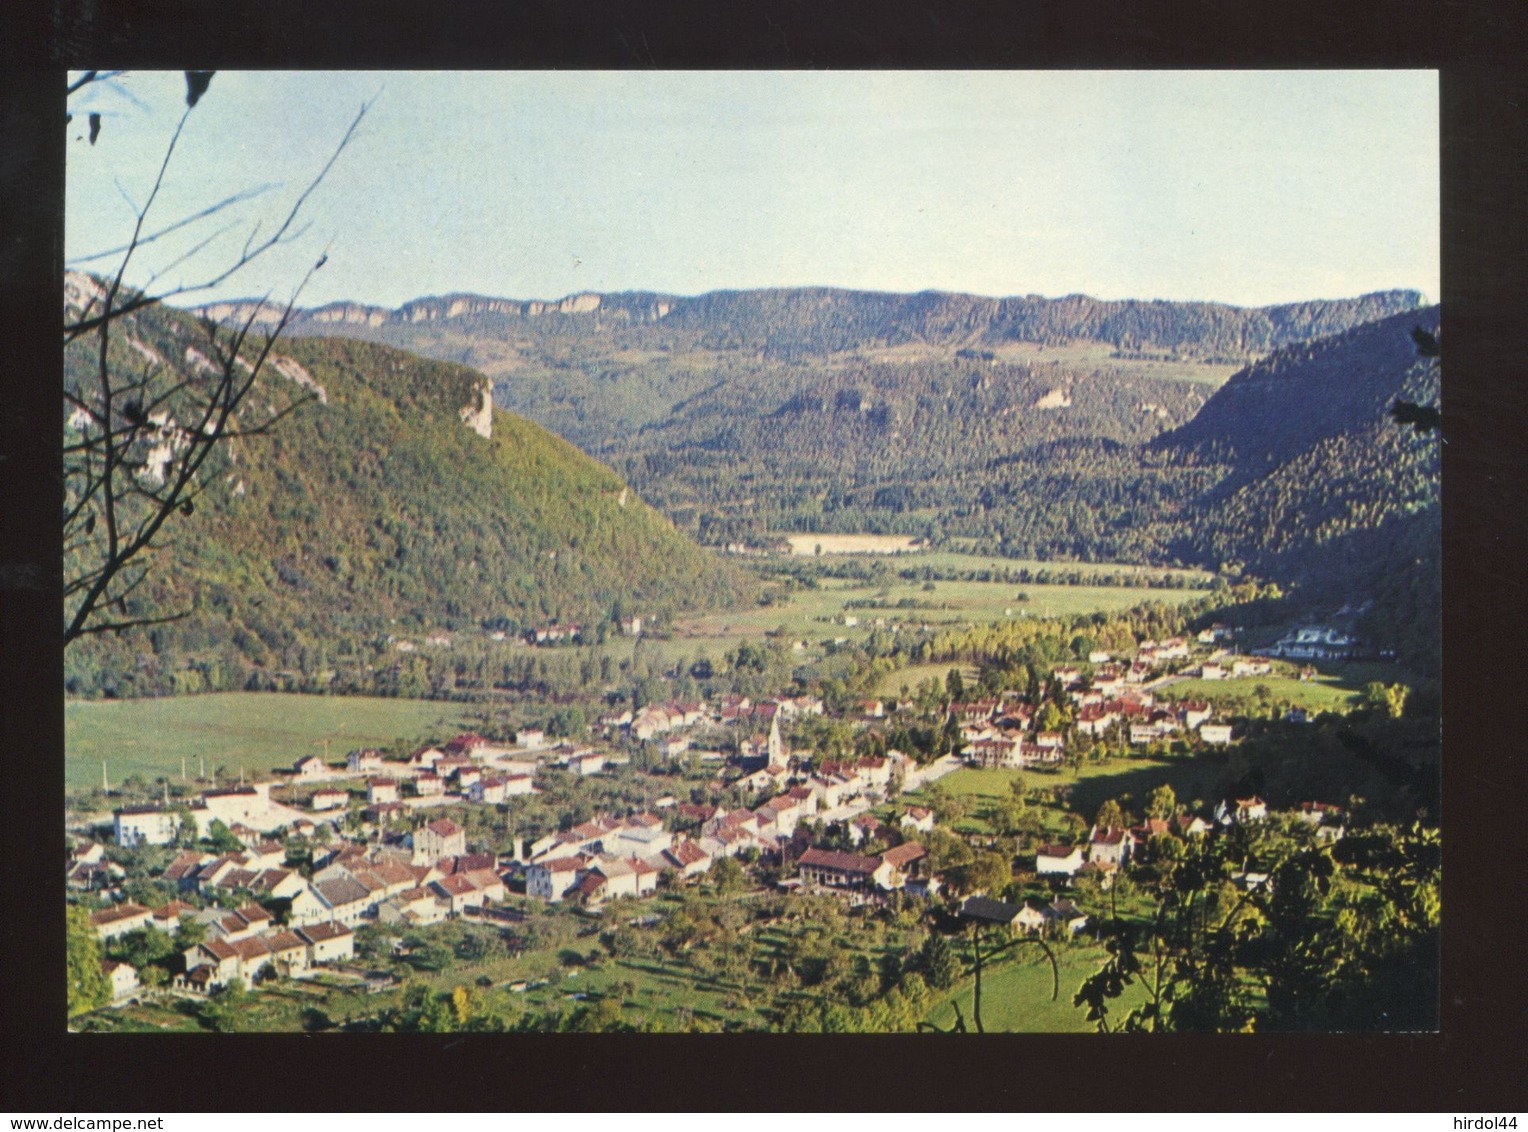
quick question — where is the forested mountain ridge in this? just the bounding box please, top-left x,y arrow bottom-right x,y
1157,306 -> 1441,476
1155,307 -> 1441,664
204,285 -> 1424,361
197,285 -> 1425,553
64,294 -> 745,698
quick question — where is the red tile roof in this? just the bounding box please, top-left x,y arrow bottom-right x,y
90,902 -> 151,926
296,922 -> 352,944
879,842 -> 926,868
797,848 -> 880,875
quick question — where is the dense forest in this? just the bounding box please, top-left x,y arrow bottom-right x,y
64,298 -> 745,698
168,284 -> 1440,678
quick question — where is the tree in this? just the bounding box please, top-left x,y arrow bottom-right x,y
958,850 -> 1012,896
710,855 -> 745,894
63,71 -> 367,646
67,905 -> 111,1017
919,931 -> 957,990
199,980 -> 250,1032
203,819 -> 243,854
1146,783 -> 1178,820
945,667 -> 965,702
1095,798 -> 1128,831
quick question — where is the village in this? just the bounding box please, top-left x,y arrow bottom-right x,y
68,618 -> 1362,1026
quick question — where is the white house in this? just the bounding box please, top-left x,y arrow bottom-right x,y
1036,843 -> 1085,877
291,755 -> 327,780
412,817 -> 467,865
1199,724 -> 1234,745
296,921 -> 355,965
310,788 -> 348,812
89,902 -> 154,940
114,805 -> 182,848
526,856 -> 586,902
100,959 -> 140,1003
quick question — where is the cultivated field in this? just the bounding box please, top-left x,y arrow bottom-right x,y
782,533 -> 926,556
65,692 -> 472,789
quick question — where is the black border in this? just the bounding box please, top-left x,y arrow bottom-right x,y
5,0 -> 1526,1113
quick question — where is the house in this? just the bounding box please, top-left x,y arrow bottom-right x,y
1087,826 -> 1130,869
1174,813 -> 1212,838
180,938 -> 241,991
1178,700 -> 1213,730
1261,626 -> 1359,661
960,895 -> 1023,928
526,856 -> 586,902
291,754 -> 328,780
588,855 -> 658,900
445,732 -> 494,757
1014,902 -> 1051,935
1234,796 -> 1268,823
1199,724 -> 1234,745
378,886 -> 449,927
567,751 -> 606,777
1295,801 -> 1343,826
413,817 -> 467,865
149,900 -> 197,934
264,930 -> 310,977
796,848 -> 883,891
413,772 -> 445,797
114,804 -> 182,848
430,873 -> 487,916
228,935 -> 275,986
849,813 -> 889,845
310,788 -> 348,812
310,875 -> 374,926
660,838 -> 712,879
346,748 -> 385,774
100,959 -> 140,1003
1047,898 -> 1089,935
409,746 -> 445,770
1036,843 -> 1086,878
877,842 -> 926,888
296,921 -> 355,965
366,778 -> 399,805
89,902 -> 154,941
1128,818 -> 1173,853
469,775 -> 510,804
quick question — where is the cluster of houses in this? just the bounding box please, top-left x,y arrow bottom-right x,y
960,893 -> 1089,937
596,693 -> 826,757
1029,796 -> 1345,888
1255,625 -> 1361,661
85,895 -> 357,997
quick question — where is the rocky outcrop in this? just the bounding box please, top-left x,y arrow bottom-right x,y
459,376 -> 493,439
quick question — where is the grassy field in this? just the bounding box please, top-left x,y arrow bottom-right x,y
781,533 -> 925,556
874,662 -> 978,698
672,569 -> 1204,650
65,692 -> 473,788
1163,660 -> 1400,714
921,941 -> 1131,1033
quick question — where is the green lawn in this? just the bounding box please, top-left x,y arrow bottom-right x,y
874,662 -> 978,698
1164,660 -> 1402,715
65,692 -> 473,788
921,940 -> 1134,1033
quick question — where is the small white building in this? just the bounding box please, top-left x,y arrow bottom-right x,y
114,805 -> 182,848
1035,843 -> 1085,877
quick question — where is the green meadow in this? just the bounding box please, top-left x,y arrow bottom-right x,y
65,692 -> 472,789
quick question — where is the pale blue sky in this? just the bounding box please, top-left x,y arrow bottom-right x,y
65,70 -> 1439,309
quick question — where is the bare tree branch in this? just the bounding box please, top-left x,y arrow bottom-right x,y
64,77 -> 366,647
